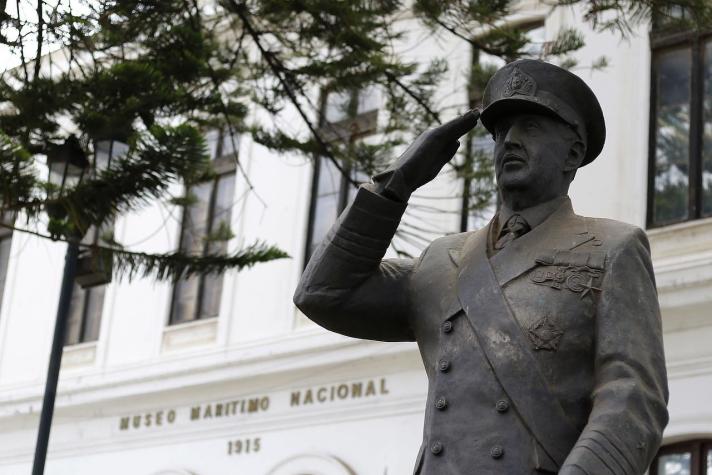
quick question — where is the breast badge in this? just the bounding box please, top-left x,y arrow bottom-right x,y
528,315 -> 563,351
529,255 -> 602,299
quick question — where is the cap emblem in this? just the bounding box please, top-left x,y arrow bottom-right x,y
502,66 -> 536,97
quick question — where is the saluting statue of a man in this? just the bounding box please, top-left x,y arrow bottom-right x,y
294,59 -> 668,475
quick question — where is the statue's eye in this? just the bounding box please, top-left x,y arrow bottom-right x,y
495,123 -> 510,140
525,120 -> 540,132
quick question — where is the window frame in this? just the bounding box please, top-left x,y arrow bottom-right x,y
651,439 -> 712,475
64,283 -> 106,346
168,128 -> 237,326
647,28 -> 712,228
64,224 -> 111,346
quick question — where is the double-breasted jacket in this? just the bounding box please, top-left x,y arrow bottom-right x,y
294,187 -> 669,475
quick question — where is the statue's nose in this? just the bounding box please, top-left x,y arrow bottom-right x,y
504,126 -> 523,149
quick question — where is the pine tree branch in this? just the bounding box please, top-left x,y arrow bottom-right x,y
33,0 -> 44,81
0,221 -> 288,282
14,0 -> 30,84
226,0 -> 359,187
383,71 -> 441,124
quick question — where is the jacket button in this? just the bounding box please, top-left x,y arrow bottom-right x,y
435,397 -> 448,410
438,359 -> 451,372
495,399 -> 510,413
490,445 -> 504,459
431,441 -> 443,455
441,321 -> 453,333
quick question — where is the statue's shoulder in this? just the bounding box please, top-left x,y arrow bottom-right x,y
431,231 -> 471,250
414,230 -> 480,271
579,214 -> 648,251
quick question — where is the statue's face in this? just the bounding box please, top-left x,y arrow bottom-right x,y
493,113 -> 578,201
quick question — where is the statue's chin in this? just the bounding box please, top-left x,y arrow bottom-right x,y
497,170 -> 532,192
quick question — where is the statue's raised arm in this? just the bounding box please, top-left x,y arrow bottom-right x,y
293,110 -> 479,341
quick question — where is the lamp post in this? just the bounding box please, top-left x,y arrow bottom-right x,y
32,136 -> 126,475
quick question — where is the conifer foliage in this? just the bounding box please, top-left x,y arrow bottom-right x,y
0,0 -> 709,279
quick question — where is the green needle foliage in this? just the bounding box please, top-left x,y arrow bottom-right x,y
0,0 -> 709,276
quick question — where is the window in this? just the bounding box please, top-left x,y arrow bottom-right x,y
169,128 -> 237,325
648,28 -> 712,227
651,439 -> 712,475
65,283 -> 105,345
64,141 -> 129,346
304,89 -> 378,261
65,225 -> 110,346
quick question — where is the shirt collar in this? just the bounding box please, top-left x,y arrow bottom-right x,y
497,195 -> 569,235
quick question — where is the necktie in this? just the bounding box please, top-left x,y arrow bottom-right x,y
494,214 -> 530,250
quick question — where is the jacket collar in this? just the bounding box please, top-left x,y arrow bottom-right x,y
448,197 -> 593,289
497,195 -> 568,238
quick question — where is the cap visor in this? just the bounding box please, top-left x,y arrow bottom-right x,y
480,97 -> 567,132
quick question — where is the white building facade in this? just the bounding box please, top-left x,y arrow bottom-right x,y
0,2 -> 710,474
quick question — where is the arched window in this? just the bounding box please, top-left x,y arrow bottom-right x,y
651,439 -> 712,475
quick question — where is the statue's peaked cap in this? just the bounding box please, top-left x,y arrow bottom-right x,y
480,59 -> 606,167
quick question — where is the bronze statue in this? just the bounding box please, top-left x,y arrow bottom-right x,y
294,59 -> 668,475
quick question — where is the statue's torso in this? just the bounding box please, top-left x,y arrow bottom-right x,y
409,213 -> 622,474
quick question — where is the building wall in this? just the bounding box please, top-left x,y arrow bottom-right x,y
0,3 -> 710,474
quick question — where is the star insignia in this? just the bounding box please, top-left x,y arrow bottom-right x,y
528,315 -> 564,351
579,276 -> 602,299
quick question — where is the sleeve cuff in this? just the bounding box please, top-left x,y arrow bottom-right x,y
371,168 -> 411,203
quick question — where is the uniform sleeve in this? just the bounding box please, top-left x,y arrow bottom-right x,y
293,185 -> 417,342
559,228 -> 669,475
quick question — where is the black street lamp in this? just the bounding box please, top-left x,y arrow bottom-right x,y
32,136 -> 126,475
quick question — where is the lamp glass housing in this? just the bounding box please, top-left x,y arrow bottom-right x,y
47,137 -> 90,192
93,140 -> 128,176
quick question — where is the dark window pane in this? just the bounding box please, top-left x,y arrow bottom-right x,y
219,130 -> 239,158
464,134 -> 497,231
81,286 -> 105,342
180,181 -> 213,254
64,222 -> 110,345
171,275 -> 201,324
206,173 -> 236,255
172,180 -> 214,324
657,452 -> 691,475
653,47 -> 692,224
205,129 -> 220,159
65,283 -> 86,345
65,282 -> 105,345
309,159 -> 342,256
703,40 -> 712,217
200,174 -> 236,319
199,273 -> 223,319
172,172 -> 236,324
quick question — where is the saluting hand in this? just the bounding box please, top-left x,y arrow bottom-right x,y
375,109 -> 480,202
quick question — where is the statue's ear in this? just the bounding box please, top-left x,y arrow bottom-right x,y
564,139 -> 586,172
